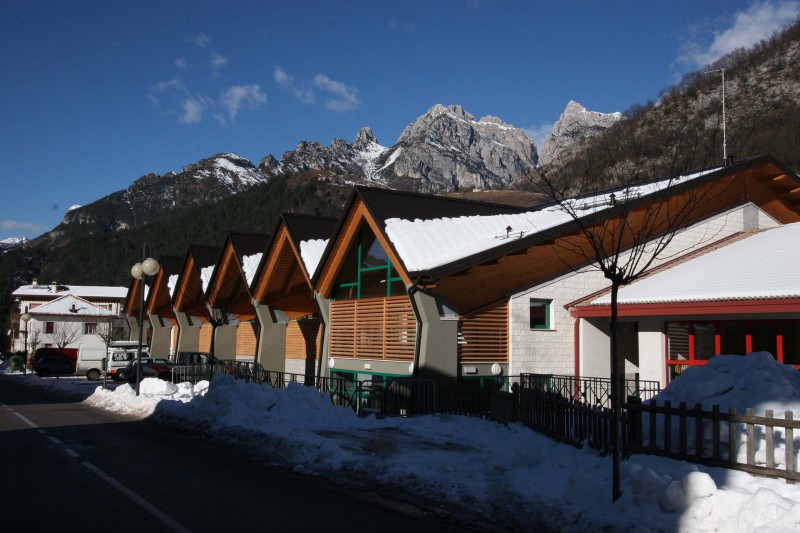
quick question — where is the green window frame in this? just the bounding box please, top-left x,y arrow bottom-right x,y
334,228 -> 403,300
530,299 -> 552,330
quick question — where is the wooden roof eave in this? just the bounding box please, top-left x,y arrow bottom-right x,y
408,156 -> 799,284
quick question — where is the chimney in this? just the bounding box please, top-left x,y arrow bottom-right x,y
69,303 -> 78,313
32,278 -> 38,286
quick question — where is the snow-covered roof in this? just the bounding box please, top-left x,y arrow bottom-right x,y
299,239 -> 328,278
384,167 -> 720,273
589,222 -> 800,306
30,295 -> 117,317
167,274 -> 179,299
242,253 -> 262,286
13,284 -> 128,299
200,265 -> 215,293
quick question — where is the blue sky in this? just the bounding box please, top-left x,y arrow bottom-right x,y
2,0 -> 798,242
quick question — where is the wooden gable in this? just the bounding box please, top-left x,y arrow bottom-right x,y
251,224 -> 315,319
205,236 -> 261,320
172,246 -> 220,322
145,256 -> 182,323
315,198 -> 412,298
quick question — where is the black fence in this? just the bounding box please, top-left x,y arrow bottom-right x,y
520,373 -> 661,408
184,362 -> 660,454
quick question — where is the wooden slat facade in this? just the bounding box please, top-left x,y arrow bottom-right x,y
286,319 -> 322,360
458,300 -> 509,362
330,296 -> 416,360
236,322 -> 258,357
199,323 -> 213,352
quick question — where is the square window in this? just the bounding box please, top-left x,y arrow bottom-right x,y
84,322 -> 98,335
530,299 -> 552,329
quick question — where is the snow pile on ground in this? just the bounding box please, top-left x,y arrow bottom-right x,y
646,352 -> 800,468
7,356 -> 800,532
653,352 -> 800,416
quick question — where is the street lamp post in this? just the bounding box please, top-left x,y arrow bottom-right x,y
21,311 -> 31,375
131,246 -> 160,396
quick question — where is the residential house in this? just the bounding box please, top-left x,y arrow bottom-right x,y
204,232 -> 270,360
144,255 -> 184,358
569,221 -> 800,385
249,213 -> 337,379
170,245 -> 221,356
13,281 -> 127,353
23,294 -> 121,352
311,155 -> 800,386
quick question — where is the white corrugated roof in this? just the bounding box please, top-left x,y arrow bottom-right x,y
385,167 -> 720,272
30,295 -> 118,317
589,222 -> 800,306
13,284 -> 127,299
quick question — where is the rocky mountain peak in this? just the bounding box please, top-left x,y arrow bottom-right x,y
352,127 -> 379,151
539,101 -> 625,166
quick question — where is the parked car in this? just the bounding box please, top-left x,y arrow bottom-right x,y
123,357 -> 176,382
33,355 -> 76,377
108,344 -> 149,381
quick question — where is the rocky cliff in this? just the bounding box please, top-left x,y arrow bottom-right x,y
539,101 -> 624,166
260,104 -> 538,192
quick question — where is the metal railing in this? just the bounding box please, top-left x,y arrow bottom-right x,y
519,373 -> 660,408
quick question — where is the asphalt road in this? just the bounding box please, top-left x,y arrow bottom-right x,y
0,377 -> 472,532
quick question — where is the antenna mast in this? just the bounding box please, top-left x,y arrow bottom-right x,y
706,68 -> 728,164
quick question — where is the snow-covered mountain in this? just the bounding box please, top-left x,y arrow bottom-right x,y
0,237 -> 29,251
261,104 -> 539,192
539,101 -> 624,166
52,153 -> 267,240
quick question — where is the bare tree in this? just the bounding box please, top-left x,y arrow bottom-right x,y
28,325 -> 41,355
533,158 -> 726,502
52,322 -> 81,349
96,319 -> 127,350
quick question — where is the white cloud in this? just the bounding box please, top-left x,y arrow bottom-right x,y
1,219 -> 49,237
273,66 -> 293,87
147,78 -> 186,107
678,1 -> 800,70
273,66 -> 315,104
522,121 -> 555,149
210,53 -> 227,76
174,58 -> 187,69
189,33 -> 209,48
219,84 -> 267,121
179,94 -> 214,124
313,74 -> 360,112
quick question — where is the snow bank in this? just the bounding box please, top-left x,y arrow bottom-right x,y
7,358 -> 800,531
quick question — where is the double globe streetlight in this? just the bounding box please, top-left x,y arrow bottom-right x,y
20,311 -> 31,374
131,251 -> 160,396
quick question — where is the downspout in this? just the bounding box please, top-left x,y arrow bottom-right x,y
251,298 -> 262,368
312,291 -> 325,380
406,278 -> 424,377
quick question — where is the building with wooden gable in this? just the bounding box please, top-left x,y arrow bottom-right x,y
204,232 -> 270,360
142,255 -> 183,358
249,213 -> 336,378
312,188 -> 528,381
170,245 -> 221,356
311,155 -> 800,386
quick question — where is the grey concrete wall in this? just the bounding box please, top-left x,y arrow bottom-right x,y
174,310 -> 200,355
253,303 -> 287,371
147,312 -> 173,358
214,324 -> 237,360
412,290 -> 458,379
